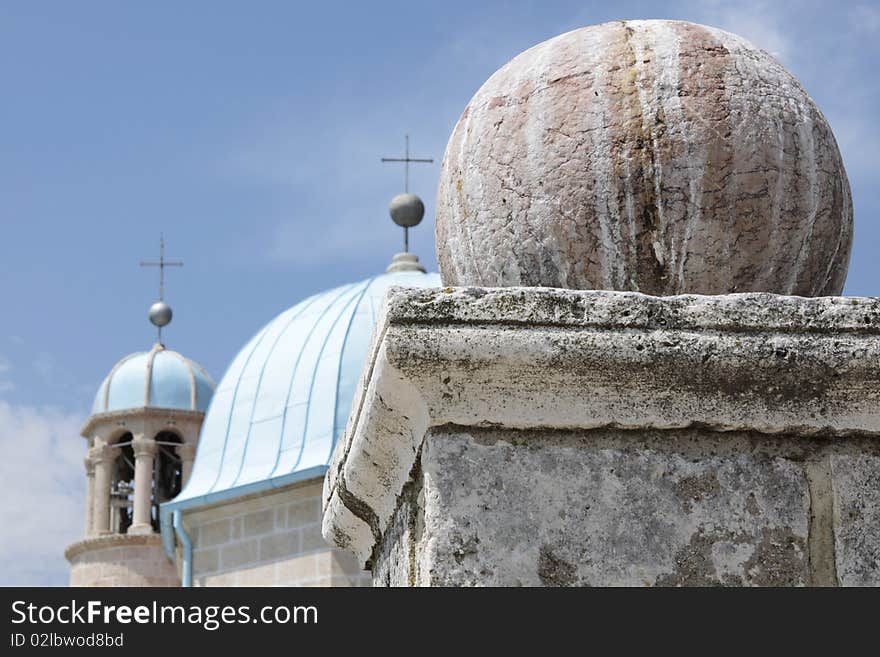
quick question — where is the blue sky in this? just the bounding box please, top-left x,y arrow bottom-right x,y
0,0 -> 877,585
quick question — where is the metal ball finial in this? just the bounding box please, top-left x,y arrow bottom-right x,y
149,300 -> 173,328
389,193 -> 425,228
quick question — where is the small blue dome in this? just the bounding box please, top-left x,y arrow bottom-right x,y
175,269 -> 441,503
92,344 -> 215,415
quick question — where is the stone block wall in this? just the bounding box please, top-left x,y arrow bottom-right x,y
373,427 -> 880,586
184,478 -> 369,586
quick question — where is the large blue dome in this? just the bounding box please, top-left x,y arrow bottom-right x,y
171,269 -> 441,505
92,343 -> 214,415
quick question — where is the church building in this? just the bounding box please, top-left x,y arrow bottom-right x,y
66,186 -> 438,586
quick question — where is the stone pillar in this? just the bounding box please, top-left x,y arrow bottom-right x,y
322,287 -> 880,587
177,443 -> 197,487
129,435 -> 157,535
91,443 -> 114,536
83,451 -> 96,536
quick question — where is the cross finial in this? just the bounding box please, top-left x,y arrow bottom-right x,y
381,134 -> 433,193
140,234 -> 183,301
140,235 -> 183,344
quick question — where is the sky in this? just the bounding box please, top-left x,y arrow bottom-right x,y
0,0 -> 877,585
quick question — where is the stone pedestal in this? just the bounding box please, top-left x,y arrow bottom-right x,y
322,287 -> 880,586
66,534 -> 180,587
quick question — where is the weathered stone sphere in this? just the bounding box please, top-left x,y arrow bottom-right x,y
389,193 -> 425,228
436,20 -> 853,296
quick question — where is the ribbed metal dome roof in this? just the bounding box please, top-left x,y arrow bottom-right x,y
173,269 -> 441,504
92,343 -> 214,415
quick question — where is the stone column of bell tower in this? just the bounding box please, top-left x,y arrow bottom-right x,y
129,434 -> 159,535
323,21 -> 880,586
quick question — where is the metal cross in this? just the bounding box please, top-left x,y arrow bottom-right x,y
381,134 -> 433,193
140,235 -> 183,301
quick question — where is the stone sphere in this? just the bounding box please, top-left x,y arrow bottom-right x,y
436,20 -> 853,296
149,301 -> 172,328
389,193 -> 425,228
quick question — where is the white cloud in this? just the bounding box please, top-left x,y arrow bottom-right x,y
0,400 -> 85,586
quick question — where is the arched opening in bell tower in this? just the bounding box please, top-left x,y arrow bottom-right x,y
109,432 -> 134,534
152,431 -> 183,532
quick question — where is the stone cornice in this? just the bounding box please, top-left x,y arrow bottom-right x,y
81,407 -> 205,438
322,287 -> 880,566
384,287 -> 880,335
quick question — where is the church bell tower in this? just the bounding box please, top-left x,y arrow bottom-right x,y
65,238 -> 214,586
